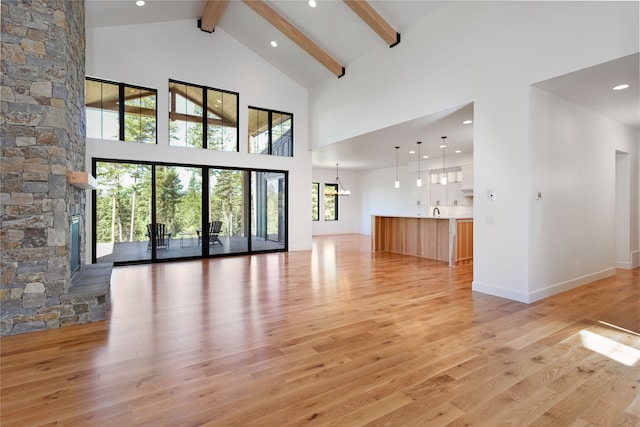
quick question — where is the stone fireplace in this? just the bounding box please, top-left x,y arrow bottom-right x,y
1,0 -> 110,335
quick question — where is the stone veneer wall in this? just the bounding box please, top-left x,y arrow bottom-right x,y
0,0 -> 100,335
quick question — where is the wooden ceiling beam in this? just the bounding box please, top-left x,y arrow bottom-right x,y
242,0 -> 345,78
343,0 -> 400,47
198,0 -> 229,33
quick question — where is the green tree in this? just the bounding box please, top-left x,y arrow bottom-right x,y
128,164 -> 152,241
266,179 -> 279,237
312,183 -> 319,221
155,166 -> 184,234
175,170 -> 202,234
210,169 -> 243,236
124,91 -> 157,143
96,162 -> 152,244
96,162 -> 128,243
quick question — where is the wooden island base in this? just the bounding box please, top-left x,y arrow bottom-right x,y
372,215 -> 473,266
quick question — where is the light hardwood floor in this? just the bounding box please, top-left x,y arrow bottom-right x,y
1,234 -> 639,426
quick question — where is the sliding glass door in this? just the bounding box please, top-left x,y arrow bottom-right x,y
95,161 -> 152,263
251,171 -> 286,252
207,168 -> 248,254
94,160 -> 287,265
154,165 -> 202,260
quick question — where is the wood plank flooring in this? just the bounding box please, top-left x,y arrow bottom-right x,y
1,234 -> 639,426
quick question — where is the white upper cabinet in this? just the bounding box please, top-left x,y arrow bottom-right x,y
429,166 -> 472,206
461,165 -> 473,192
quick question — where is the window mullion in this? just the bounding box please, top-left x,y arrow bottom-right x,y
268,111 -> 273,155
202,87 -> 207,149
118,84 -> 125,141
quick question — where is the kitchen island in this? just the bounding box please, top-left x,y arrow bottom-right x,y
371,215 -> 473,266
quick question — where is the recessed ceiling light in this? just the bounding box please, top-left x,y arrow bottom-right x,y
423,155 -> 429,159
439,145 -> 447,148
136,0 -> 145,6
309,0 -> 317,7
462,119 -> 473,124
270,40 -> 278,47
455,150 -> 462,153
613,84 -> 629,91
409,150 -> 415,154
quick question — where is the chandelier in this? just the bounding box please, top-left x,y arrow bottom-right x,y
325,163 -> 351,196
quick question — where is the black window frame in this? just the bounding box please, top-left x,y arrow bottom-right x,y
323,183 -> 339,221
248,106 -> 294,157
91,158 -> 288,266
85,76 -> 158,144
168,79 -> 239,151
312,182 -> 320,221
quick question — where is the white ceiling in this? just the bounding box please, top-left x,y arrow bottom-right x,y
85,1 -> 639,171
534,53 -> 640,132
85,0 -> 445,89
312,103 -> 475,171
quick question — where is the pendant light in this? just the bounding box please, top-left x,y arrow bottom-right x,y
335,163 -> 351,196
416,141 -> 422,187
394,146 -> 400,188
440,136 -> 447,185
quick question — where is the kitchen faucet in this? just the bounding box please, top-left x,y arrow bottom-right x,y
433,207 -> 440,217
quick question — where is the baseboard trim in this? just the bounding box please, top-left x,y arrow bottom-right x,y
616,250 -> 639,269
473,267 -> 617,304
528,267 -> 616,303
615,260 -> 632,269
472,281 -> 530,303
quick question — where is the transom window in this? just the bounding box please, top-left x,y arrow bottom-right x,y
169,80 -> 239,151
85,77 -> 157,143
248,107 -> 293,157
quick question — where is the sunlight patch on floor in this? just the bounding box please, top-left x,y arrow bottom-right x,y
579,329 -> 640,367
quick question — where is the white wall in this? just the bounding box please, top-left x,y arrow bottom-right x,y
309,2 -> 639,302
85,20 -> 312,255
616,151 -> 632,268
529,88 -> 640,301
357,166 -> 416,235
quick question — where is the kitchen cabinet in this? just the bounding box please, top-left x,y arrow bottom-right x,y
455,219 -> 473,265
430,182 -> 447,206
430,180 -> 472,206
371,215 -> 473,266
429,166 -> 473,206
447,182 -> 464,206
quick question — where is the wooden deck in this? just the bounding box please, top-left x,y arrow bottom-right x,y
1,234 -> 638,426
96,235 -> 285,263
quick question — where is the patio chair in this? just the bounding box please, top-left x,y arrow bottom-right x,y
208,220 -> 223,246
146,223 -> 170,251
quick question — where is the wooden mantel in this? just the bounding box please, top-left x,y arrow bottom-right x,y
66,171 -> 98,190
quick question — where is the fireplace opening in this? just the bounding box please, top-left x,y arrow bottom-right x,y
71,215 -> 81,277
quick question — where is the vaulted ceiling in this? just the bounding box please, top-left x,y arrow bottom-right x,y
86,1 -> 638,171
86,0 -> 444,89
